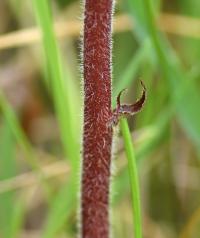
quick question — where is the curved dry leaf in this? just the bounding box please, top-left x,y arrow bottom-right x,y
111,80 -> 146,126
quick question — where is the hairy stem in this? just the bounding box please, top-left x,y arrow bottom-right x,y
81,1 -> 114,237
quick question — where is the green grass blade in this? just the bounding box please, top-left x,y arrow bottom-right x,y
0,93 -> 36,168
0,92 -> 51,198
9,199 -> 26,238
0,119 -> 16,238
41,180 -> 76,238
0,120 -> 26,238
32,1 -> 80,236
32,0 -> 80,163
120,118 -> 142,238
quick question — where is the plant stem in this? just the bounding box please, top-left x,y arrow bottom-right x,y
81,1 -> 114,237
120,118 -> 142,238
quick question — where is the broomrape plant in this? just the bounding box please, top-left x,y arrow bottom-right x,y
81,1 -> 146,237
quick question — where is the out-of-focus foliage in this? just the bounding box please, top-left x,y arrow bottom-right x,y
0,0 -> 200,237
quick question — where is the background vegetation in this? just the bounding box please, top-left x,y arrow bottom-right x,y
0,0 -> 200,237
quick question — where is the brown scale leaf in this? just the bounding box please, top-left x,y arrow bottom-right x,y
111,80 -> 146,126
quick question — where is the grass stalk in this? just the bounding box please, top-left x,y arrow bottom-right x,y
120,118 -> 142,238
32,0 -> 79,163
0,92 -> 51,199
32,1 -> 80,236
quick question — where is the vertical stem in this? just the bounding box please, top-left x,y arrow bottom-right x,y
81,1 -> 114,237
120,118 -> 143,238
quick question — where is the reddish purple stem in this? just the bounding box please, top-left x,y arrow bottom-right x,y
81,1 -> 113,238
81,1 -> 146,237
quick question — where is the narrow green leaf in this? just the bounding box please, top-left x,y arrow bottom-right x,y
32,0 -> 80,163
0,120 -> 16,238
32,1 -> 80,236
0,92 -> 51,198
120,118 -> 142,238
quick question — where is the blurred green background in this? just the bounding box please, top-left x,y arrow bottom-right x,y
0,0 -> 200,237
